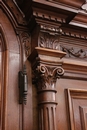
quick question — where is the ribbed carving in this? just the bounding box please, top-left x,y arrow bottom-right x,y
39,105 -> 56,130
29,47 -> 65,130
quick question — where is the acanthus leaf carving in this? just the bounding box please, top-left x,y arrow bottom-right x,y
19,32 -> 31,57
39,32 -> 60,50
33,64 -> 64,90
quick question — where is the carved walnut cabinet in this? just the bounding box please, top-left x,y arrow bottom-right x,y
0,0 -> 87,130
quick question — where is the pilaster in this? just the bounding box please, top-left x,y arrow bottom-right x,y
28,46 -> 66,130
27,5 -> 66,129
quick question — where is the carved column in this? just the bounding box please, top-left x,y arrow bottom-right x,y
28,46 -> 66,130
28,21 -> 66,130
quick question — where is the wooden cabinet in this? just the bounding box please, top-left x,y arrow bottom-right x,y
56,79 -> 87,130
0,0 -> 87,130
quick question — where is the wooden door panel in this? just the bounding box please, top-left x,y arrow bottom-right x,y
56,79 -> 87,130
66,89 -> 87,130
80,106 -> 87,130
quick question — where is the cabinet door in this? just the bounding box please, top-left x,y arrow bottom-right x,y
56,79 -> 87,130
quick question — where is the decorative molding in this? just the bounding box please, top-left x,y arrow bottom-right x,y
38,32 -> 61,50
61,45 -> 87,59
33,9 -> 66,24
40,25 -> 62,35
0,32 -> 6,51
79,106 -> 87,130
47,0 -> 84,9
62,31 -> 87,40
19,32 -> 31,57
5,0 -> 27,25
66,89 -> 87,130
31,24 -> 62,51
32,57 -> 64,130
33,64 -> 64,90
28,47 -> 65,130
63,70 -> 87,80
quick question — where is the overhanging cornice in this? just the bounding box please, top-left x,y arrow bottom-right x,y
15,0 -> 87,37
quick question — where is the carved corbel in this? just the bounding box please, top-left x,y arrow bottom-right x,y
28,47 -> 66,130
31,24 -> 62,52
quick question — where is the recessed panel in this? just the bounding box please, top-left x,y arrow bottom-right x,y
66,89 -> 87,130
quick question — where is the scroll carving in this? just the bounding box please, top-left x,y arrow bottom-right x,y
19,32 -> 31,57
28,25 -> 66,129
33,64 -> 64,90
61,45 -> 87,59
32,61 -> 64,130
38,32 -> 61,50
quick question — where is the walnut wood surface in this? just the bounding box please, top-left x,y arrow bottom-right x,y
0,0 -> 87,130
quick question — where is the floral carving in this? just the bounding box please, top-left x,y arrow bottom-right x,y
20,32 -> 31,57
39,32 -> 60,50
33,64 -> 64,90
61,45 -> 87,59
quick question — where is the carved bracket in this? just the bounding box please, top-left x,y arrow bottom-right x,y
31,24 -> 62,52
38,32 -> 61,50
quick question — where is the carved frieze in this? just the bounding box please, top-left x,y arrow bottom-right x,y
62,31 -> 87,40
61,45 -> 87,60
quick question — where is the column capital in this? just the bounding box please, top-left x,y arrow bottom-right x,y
28,47 -> 66,130
28,46 -> 66,90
